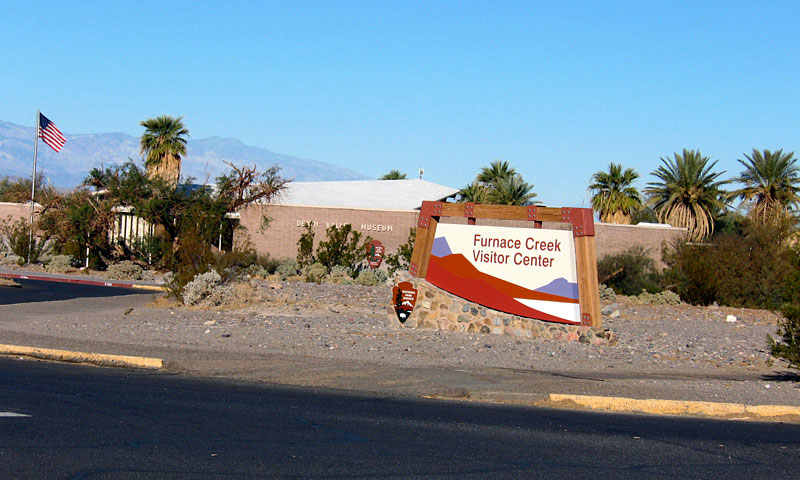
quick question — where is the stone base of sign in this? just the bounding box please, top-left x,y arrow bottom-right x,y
389,271 -> 617,346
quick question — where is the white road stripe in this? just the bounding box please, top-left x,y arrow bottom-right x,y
0,411 -> 30,417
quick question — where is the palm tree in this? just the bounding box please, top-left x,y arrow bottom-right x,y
645,149 -> 727,241
379,169 -> 407,180
459,160 -> 539,205
728,149 -> 800,224
477,160 -> 516,185
140,115 -> 189,187
458,181 -> 491,203
491,174 -> 539,206
588,162 -> 642,224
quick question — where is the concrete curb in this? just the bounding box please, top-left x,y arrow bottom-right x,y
545,393 -> 800,421
0,271 -> 164,291
0,344 -> 164,370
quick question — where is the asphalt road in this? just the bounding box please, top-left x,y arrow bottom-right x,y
1,358 -> 799,479
0,278 -> 152,305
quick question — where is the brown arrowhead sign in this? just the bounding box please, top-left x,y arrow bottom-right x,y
366,239 -> 384,269
392,281 -> 417,323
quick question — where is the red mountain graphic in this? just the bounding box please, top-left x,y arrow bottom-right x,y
425,253 -> 580,325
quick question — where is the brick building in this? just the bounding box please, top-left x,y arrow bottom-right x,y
235,180 -> 687,266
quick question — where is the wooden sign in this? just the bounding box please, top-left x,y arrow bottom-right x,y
408,202 -> 601,327
429,223 -> 580,323
366,239 -> 384,269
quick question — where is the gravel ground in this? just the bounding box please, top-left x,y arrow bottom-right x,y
4,276 -> 799,406
47,278 -> 786,374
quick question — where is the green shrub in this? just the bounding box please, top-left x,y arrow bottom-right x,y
46,255 -> 74,273
106,260 -> 144,280
599,283 -> 617,303
355,269 -> 380,286
164,236 -> 255,300
245,264 -> 270,278
276,258 -> 299,280
254,253 -> 280,274
597,246 -> 661,296
303,262 -> 327,284
663,221 -> 794,308
316,224 -> 371,272
0,216 -> 49,264
385,228 -> 416,275
296,223 -> 372,273
629,289 -> 682,305
327,265 -> 354,284
296,225 -> 315,268
372,268 -> 388,285
769,304 -> 800,370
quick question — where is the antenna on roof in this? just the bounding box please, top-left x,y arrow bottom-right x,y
418,166 -> 424,180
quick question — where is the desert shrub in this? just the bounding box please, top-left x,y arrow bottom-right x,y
106,260 -> 144,280
296,225 -> 315,268
372,268 -> 388,284
164,231 -> 255,299
769,304 -> 800,370
1,254 -> 23,266
327,265 -> 354,284
663,220 -> 794,308
781,245 -> 800,307
385,228 -> 416,275
245,264 -> 270,278
46,255 -> 74,273
315,224 -> 371,273
276,258 -> 299,280
296,223 -> 373,273
599,283 -> 617,303
629,289 -> 681,305
355,269 -> 380,286
597,246 -> 661,296
182,270 -> 233,306
254,253 -> 280,274
0,216 -> 49,264
303,262 -> 327,284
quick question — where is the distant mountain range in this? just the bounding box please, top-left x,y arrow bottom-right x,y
0,120 -> 368,188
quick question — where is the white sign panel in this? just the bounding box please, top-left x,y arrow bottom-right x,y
426,223 -> 581,324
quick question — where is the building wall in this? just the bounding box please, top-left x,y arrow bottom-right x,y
0,202 -> 37,223
237,204 -> 419,260
594,222 -> 686,267
237,204 -> 687,266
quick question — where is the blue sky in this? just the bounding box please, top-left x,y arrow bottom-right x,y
2,1 -> 798,207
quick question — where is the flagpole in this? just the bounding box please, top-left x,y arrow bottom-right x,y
28,109 -> 39,264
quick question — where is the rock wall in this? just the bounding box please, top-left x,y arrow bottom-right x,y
388,272 -> 617,346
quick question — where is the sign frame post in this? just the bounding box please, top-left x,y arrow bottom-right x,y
408,202 -> 601,327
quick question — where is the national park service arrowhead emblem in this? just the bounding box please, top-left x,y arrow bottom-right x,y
392,281 -> 417,323
367,239 -> 385,269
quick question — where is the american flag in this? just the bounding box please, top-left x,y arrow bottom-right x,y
39,113 -> 66,152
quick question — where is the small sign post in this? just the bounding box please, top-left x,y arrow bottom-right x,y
392,281 -> 418,323
366,239 -> 385,269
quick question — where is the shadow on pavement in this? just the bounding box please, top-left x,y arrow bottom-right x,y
761,371 -> 800,383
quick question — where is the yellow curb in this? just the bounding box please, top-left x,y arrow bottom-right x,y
546,393 -> 800,420
0,344 -> 163,370
129,284 -> 166,291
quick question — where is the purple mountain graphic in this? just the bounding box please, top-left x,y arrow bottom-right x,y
431,237 -> 452,257
535,278 -> 579,299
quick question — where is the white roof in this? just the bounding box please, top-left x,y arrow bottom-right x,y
274,179 -> 460,210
